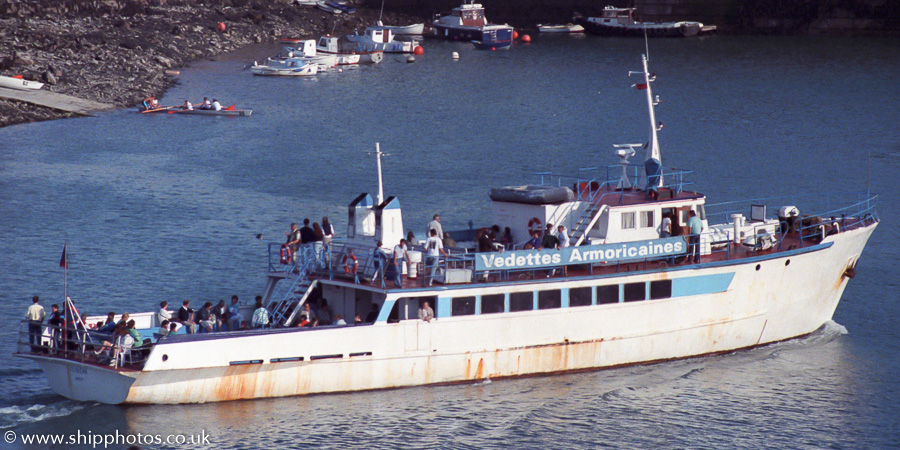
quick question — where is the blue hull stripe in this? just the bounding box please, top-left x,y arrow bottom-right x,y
672,273 -> 734,297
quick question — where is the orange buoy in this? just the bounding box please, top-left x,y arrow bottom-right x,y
413,46 -> 424,55
513,30 -> 519,40
217,22 -> 226,32
521,34 -> 531,43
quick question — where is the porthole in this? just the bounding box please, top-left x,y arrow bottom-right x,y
755,264 -> 761,271
785,260 -> 790,266
162,354 -> 168,362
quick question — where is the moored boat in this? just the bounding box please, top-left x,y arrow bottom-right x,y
316,0 -> 342,14
380,22 -> 425,36
537,23 -> 585,33
171,106 -> 253,117
250,58 -> 319,76
15,52 -> 877,405
579,6 -> 717,37
272,39 -> 338,70
433,2 -> 514,47
471,24 -> 514,50
316,36 -> 381,65
346,26 -> 417,54
0,74 -> 45,91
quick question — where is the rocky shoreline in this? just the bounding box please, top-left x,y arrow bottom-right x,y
0,0 -> 419,127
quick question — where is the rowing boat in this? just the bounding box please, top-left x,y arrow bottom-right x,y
0,75 -> 44,91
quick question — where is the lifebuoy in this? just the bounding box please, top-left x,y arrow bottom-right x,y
527,217 -> 542,234
342,252 -> 358,274
280,244 -> 292,265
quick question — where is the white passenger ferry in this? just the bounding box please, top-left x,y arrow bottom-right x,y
15,54 -> 878,405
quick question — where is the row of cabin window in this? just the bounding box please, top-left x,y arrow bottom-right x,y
620,206 -> 707,230
449,280 -> 673,316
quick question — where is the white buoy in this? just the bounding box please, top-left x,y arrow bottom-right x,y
451,51 -> 459,60
338,68 -> 343,73
406,55 -> 415,63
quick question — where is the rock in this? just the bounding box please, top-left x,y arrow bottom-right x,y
41,70 -> 58,85
155,55 -> 176,68
13,53 -> 34,67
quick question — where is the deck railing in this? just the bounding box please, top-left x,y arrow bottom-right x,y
17,321 -> 151,370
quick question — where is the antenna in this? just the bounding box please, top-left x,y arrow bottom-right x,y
613,144 -> 640,189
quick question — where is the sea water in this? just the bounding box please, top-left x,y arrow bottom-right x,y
0,35 -> 898,448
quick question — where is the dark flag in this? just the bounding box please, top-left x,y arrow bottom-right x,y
59,243 -> 68,269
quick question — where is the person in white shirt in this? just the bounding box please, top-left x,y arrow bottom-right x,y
251,298 -> 269,328
391,239 -> 409,288
427,214 -> 443,241
182,100 -> 193,110
557,225 -> 570,248
418,301 -> 434,322
26,296 -> 46,351
211,99 -> 222,111
425,229 -> 449,286
157,301 -> 172,324
201,97 -> 211,110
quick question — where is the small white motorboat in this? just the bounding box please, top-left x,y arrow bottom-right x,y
379,22 -> 425,36
0,75 -> 45,91
316,1 -> 342,14
537,23 -> 585,33
276,39 -> 338,70
250,58 -> 319,77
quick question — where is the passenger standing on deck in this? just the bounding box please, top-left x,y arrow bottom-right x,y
287,222 -> 301,262
660,212 -> 672,238
418,301 -> 434,322
299,219 -> 315,245
312,223 -> 325,267
427,214 -> 443,241
251,298 -> 269,329
425,229 -> 449,286
477,229 -> 493,252
321,217 -> 335,245
392,239 -> 409,288
372,241 -> 386,281
47,304 -> 62,351
687,210 -> 703,263
557,225 -> 570,248
177,300 -> 198,334
406,231 -> 418,246
214,300 -> 228,331
227,295 -> 241,331
25,296 -> 45,352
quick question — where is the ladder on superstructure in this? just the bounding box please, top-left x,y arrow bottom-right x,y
568,195 -> 610,247
265,244 -> 319,327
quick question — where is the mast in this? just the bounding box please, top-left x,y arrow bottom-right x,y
641,55 -> 661,168
630,52 -> 663,189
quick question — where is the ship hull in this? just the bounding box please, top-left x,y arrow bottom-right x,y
22,222 -> 874,404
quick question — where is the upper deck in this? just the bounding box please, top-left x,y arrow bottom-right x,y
268,191 -> 878,295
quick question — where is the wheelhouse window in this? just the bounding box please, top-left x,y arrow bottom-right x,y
452,296 -> 476,316
569,287 -> 592,307
481,294 -> 504,314
597,285 -> 618,304
624,283 -> 646,302
621,212 -> 636,229
538,290 -> 561,310
650,280 -> 672,300
509,292 -> 533,312
641,211 -> 655,228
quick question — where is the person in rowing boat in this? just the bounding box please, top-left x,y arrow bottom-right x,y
200,97 -> 212,110
182,99 -> 193,110
212,99 -> 222,111
143,97 -> 159,110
